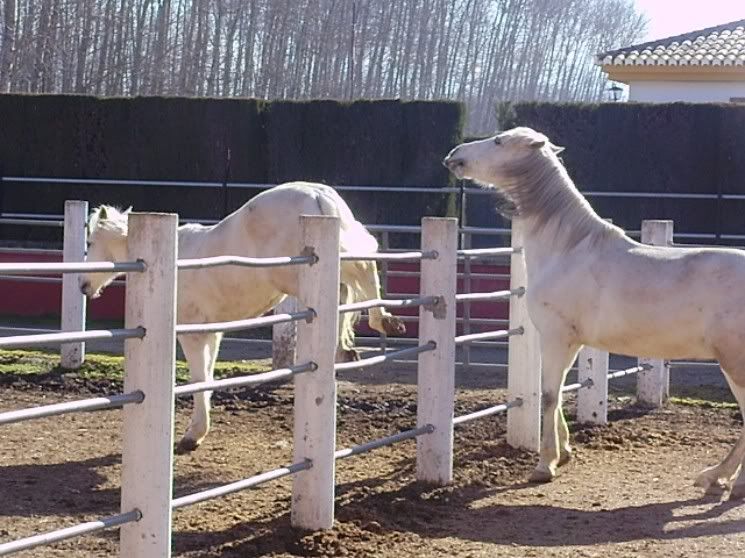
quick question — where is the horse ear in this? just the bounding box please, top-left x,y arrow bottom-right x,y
529,139 -> 546,149
99,206 -> 108,220
124,206 -> 133,214
551,143 -> 565,154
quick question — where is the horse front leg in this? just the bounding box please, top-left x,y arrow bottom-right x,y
175,332 -> 222,454
530,338 -> 580,483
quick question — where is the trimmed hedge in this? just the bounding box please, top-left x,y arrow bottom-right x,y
0,95 -> 465,243
496,101 -> 745,238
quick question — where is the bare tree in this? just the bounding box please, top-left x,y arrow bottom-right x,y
0,0 -> 646,132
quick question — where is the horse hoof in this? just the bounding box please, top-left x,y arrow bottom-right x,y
382,315 -> 406,336
529,467 -> 555,483
728,485 -> 745,501
175,438 -> 200,455
341,348 -> 361,362
694,471 -> 714,490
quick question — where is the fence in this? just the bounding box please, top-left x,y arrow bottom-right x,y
0,208 -> 682,556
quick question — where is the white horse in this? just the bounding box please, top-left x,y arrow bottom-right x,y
444,126 -> 745,499
80,181 -> 405,453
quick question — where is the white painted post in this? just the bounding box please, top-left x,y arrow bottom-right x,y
272,296 -> 299,368
291,215 -> 340,530
576,346 -> 609,425
120,213 -> 178,557
416,217 -> 458,485
638,220 -> 673,407
61,200 -> 88,369
507,219 -> 542,452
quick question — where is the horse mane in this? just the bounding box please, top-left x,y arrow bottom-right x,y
495,146 -> 623,252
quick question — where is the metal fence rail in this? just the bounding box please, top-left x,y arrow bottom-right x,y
334,341 -> 436,372
0,391 -> 144,426
607,364 -> 652,380
171,461 -> 312,510
175,310 -> 314,335
0,327 -> 145,349
454,328 -> 521,346
338,295 -> 437,314
455,288 -> 523,303
177,254 -> 316,270
0,510 -> 141,557
0,260 -> 145,274
174,362 -> 316,397
340,250 -> 438,262
334,424 -> 435,460
453,399 -> 522,426
457,247 -> 517,258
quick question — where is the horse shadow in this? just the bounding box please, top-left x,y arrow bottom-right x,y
0,454 -> 120,519
173,478 -> 745,556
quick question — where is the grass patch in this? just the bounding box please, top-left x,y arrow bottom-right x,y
669,396 -> 739,410
0,349 -> 269,384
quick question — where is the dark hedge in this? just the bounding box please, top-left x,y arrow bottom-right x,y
493,101 -> 745,239
0,94 -> 465,243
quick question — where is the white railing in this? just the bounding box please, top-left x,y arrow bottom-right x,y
0,211 -> 688,556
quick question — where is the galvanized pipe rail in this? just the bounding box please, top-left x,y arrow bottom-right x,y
0,260 -> 145,274
174,362 -> 316,397
0,327 -> 145,349
334,424 -> 435,460
0,391 -> 144,426
0,510 -> 141,557
454,327 -> 522,346
334,341 -> 436,372
338,295 -> 437,314
178,254 -> 317,269
607,363 -> 652,380
172,461 -> 312,510
457,247 -> 518,258
453,398 -> 523,426
175,310 -> 315,335
455,288 -> 524,303
340,250 -> 438,262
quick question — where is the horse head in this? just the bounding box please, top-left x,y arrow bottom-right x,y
79,205 -> 131,298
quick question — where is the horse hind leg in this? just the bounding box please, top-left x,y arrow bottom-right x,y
176,332 -> 222,454
694,368 -> 745,497
343,260 -> 405,336
336,284 -> 361,362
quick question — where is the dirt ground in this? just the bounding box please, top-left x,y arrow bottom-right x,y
1,364 -> 745,557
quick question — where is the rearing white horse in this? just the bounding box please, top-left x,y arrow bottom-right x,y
444,126 -> 745,499
80,181 -> 405,453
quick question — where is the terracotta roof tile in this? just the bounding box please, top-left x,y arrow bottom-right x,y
597,19 -> 745,67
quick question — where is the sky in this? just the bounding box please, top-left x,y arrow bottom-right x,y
634,0 -> 745,41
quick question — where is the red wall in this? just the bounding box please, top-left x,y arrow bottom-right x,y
0,251 -> 509,336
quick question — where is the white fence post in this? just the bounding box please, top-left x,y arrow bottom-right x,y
60,200 -> 88,369
120,213 -> 178,557
272,296 -> 299,368
291,215 -> 340,530
576,346 -> 609,424
638,219 -> 673,407
416,217 -> 458,485
507,219 -> 541,452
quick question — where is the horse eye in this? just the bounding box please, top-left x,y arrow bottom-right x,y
494,137 -> 502,145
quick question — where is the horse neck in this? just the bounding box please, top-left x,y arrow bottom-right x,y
509,153 -> 616,257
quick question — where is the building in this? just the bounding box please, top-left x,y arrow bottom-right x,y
596,19 -> 745,103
